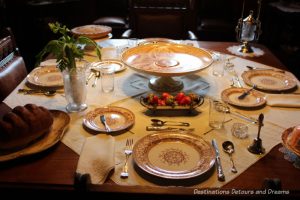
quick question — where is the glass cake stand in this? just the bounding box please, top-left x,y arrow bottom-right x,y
121,41 -> 213,92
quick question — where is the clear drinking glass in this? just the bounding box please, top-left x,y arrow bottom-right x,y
212,54 -> 226,77
209,99 -> 227,129
100,64 -> 115,93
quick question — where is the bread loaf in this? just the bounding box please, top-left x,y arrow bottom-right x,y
0,104 -> 53,151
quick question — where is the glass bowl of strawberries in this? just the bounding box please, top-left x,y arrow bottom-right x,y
140,92 -> 204,111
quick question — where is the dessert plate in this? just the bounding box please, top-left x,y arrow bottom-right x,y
0,110 -> 70,162
27,65 -> 63,88
221,88 -> 266,108
71,25 -> 112,39
241,70 -> 297,92
83,106 -> 135,132
133,132 -> 215,180
90,60 -> 126,73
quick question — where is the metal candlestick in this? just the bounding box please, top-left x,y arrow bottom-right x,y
248,113 -> 265,154
235,0 -> 262,53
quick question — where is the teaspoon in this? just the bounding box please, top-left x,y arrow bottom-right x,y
222,141 -> 238,173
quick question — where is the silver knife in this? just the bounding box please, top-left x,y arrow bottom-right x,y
212,139 -> 225,181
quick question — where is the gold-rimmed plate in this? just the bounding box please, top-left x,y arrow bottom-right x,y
221,88 -> 266,108
133,132 -> 215,180
71,25 -> 112,39
90,59 -> 126,73
0,110 -> 70,162
83,106 -> 135,132
282,127 -> 300,157
241,70 -> 297,92
26,66 -> 63,88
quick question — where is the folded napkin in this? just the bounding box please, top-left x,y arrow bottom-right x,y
76,135 -> 115,184
266,94 -> 300,107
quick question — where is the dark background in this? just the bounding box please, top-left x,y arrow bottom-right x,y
1,0 -> 299,79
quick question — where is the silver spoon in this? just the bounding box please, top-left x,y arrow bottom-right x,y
151,119 -> 190,126
18,89 -> 56,96
222,141 -> 238,173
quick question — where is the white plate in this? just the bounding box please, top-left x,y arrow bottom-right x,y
0,110 -> 70,162
27,66 -> 63,88
133,132 -> 215,180
241,70 -> 297,92
83,106 -> 135,132
221,88 -> 266,108
90,59 -> 126,73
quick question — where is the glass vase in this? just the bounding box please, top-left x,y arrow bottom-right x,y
62,63 -> 88,112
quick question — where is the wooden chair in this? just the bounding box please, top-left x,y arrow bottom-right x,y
0,27 -> 27,101
122,0 -> 198,40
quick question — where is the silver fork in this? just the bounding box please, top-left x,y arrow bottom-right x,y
120,139 -> 133,178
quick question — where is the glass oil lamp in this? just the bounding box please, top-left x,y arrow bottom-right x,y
236,0 -> 262,53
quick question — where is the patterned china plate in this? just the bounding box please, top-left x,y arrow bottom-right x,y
27,66 -> 63,88
71,25 -> 112,39
121,42 -> 213,76
0,110 -> 70,162
241,70 -> 297,92
221,88 -> 266,108
90,60 -> 126,73
133,132 -> 215,179
83,106 -> 135,132
281,127 -> 300,157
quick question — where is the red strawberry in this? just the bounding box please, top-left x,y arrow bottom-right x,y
180,96 -> 192,105
175,92 -> 185,102
152,95 -> 159,105
162,92 -> 170,99
158,99 -> 166,106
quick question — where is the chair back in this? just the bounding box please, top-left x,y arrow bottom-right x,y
128,0 -> 198,39
0,28 -> 27,101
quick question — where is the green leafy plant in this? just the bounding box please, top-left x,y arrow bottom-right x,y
35,22 -> 101,71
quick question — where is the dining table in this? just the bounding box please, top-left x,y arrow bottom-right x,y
0,39 -> 300,198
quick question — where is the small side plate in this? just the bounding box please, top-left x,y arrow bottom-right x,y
221,88 -> 266,108
90,60 -> 126,73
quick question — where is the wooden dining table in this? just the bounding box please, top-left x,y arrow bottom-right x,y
0,41 -> 299,198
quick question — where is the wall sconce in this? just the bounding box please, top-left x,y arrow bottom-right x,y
236,0 -> 262,53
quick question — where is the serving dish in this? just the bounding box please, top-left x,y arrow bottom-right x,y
140,92 -> 204,111
0,110 -> 70,161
